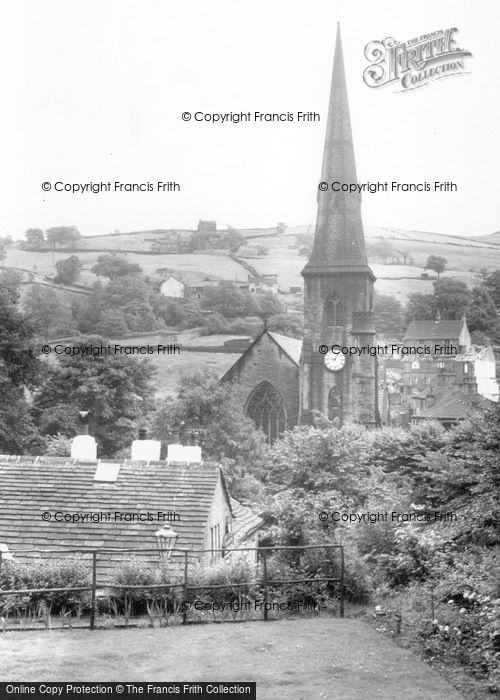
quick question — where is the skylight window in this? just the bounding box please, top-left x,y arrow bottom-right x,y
94,463 -> 120,482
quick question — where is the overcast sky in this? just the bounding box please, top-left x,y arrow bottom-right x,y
0,0 -> 498,240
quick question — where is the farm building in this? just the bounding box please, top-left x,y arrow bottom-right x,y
160,275 -> 186,298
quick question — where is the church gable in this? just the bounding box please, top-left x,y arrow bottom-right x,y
221,330 -> 300,439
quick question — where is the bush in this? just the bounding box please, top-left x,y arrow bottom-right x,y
183,558 -> 258,621
374,548 -> 500,692
0,558 -> 90,619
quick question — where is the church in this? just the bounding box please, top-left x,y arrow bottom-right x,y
221,26 -> 380,442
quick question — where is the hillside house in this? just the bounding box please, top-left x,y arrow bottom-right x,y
159,272 -> 220,299
197,220 -> 217,234
403,316 -> 471,354
160,275 -> 185,298
149,231 -> 194,254
248,274 -> 279,295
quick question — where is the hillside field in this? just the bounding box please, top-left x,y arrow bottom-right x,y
247,225 -> 500,299
4,248 -> 248,288
6,223 -> 500,309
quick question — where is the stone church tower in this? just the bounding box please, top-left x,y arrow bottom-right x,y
300,25 -> 378,427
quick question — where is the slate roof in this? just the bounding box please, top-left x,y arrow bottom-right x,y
220,329 -> 302,384
404,319 -> 465,341
412,386 -> 490,421
0,455 -> 230,580
268,331 -> 302,366
229,497 -> 263,544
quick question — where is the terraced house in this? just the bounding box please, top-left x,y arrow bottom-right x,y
0,427 -> 262,580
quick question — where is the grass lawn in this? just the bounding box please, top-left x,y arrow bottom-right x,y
0,618 -> 464,699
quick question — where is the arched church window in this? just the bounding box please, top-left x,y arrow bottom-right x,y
245,381 -> 287,445
325,296 -> 344,327
328,387 -> 342,423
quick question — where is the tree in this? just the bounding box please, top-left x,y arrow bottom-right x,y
264,423 -> 370,496
433,278 -> 471,319
267,313 -> 303,337
466,286 -> 500,340
33,335 -> 157,456
54,255 -> 83,285
254,292 -> 285,319
24,228 -> 45,248
0,284 -> 43,453
419,404 -> 500,546
405,293 -> 437,322
406,279 -> 472,322
201,282 -> 257,319
151,296 -> 185,326
46,226 -> 81,249
295,233 -> 313,257
152,371 -> 267,501
374,293 -> 405,337
91,254 -> 142,280
0,268 -> 23,289
23,286 -> 74,340
99,275 -> 157,331
95,309 -> 129,337
224,228 -> 245,253
425,255 -> 447,277
483,270 -> 500,309
367,240 -> 395,263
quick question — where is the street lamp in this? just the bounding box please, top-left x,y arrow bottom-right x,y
155,526 -> 178,560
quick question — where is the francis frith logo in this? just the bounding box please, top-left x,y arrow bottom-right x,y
363,28 -> 472,91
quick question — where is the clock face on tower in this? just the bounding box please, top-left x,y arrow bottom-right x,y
324,351 -> 346,372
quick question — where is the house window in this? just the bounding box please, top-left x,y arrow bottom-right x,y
325,296 -> 344,327
437,362 -> 445,369
210,524 -> 221,558
246,381 -> 287,445
425,377 -> 431,384
411,361 -> 420,370
464,363 -> 469,374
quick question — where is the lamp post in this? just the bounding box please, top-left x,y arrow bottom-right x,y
155,526 -> 178,560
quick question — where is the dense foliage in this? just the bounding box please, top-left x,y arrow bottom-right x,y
33,334 -> 157,456
0,278 -> 43,453
152,371 -> 266,501
256,408 -> 500,690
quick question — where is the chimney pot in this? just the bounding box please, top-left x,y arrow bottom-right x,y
77,410 -> 90,436
71,411 -> 96,459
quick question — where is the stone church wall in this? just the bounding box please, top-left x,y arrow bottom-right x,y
221,332 -> 300,429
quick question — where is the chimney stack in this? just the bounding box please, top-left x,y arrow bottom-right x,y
167,444 -> 202,463
71,411 -> 97,461
131,428 -> 161,461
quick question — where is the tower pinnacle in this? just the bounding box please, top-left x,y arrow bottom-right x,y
303,24 -> 373,277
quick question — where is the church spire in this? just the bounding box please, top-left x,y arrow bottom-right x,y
303,24 -> 372,276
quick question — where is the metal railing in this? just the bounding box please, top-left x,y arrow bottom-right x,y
0,544 -> 344,630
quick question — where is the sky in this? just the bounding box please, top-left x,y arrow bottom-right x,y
0,0 -> 498,240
